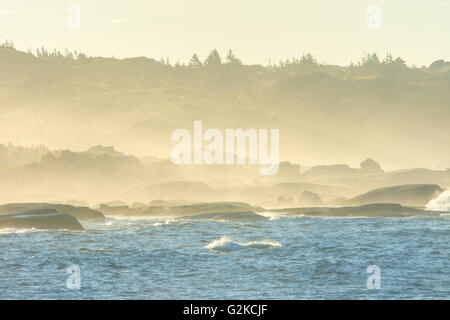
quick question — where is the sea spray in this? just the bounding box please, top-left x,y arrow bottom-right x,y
426,189 -> 450,211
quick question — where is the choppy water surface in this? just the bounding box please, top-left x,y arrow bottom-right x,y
1,214 -> 449,299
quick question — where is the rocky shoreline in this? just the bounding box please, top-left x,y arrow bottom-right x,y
0,200 -> 447,231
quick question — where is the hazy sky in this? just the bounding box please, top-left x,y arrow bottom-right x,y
0,0 -> 448,66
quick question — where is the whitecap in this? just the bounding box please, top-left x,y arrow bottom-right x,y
152,219 -> 174,226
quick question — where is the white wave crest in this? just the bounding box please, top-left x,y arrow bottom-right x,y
205,236 -> 281,252
426,189 -> 450,211
152,219 -> 179,226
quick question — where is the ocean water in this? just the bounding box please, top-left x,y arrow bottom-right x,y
0,213 -> 449,299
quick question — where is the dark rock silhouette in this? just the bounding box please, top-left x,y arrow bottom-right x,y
87,145 -> 125,158
298,191 -> 322,206
360,158 -> 383,173
429,59 -> 449,70
277,196 -> 295,207
278,162 -> 301,176
302,165 -> 360,179
100,200 -> 128,208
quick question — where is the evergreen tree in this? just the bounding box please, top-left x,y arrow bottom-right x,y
225,49 -> 242,65
382,52 -> 394,64
393,57 -> 407,68
189,54 -> 202,68
300,53 -> 317,66
204,49 -> 222,68
360,52 -> 380,66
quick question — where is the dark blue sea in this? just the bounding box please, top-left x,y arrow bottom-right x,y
1,213 -> 449,299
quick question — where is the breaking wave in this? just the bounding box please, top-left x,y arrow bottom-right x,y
205,236 -> 281,252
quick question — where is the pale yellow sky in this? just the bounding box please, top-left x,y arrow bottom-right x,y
0,0 -> 448,66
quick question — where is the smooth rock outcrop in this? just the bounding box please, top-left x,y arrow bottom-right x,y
0,209 -> 84,230
0,203 -> 104,221
343,184 -> 443,207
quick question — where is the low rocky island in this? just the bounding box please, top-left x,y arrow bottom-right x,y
96,201 -> 263,217
0,199 -> 446,232
272,203 -> 446,218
